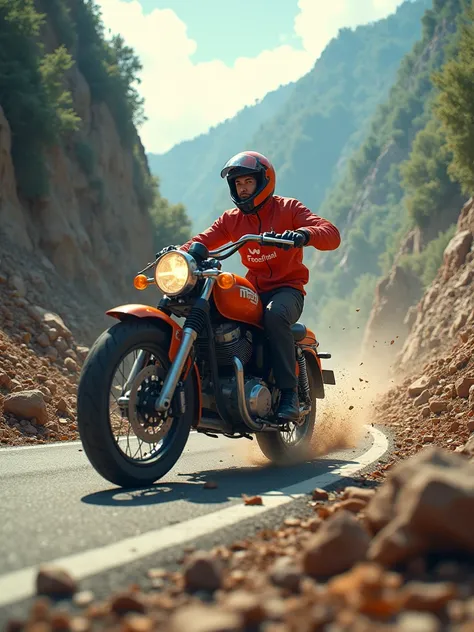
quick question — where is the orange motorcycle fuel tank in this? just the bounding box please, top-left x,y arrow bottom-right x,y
213,275 -> 263,328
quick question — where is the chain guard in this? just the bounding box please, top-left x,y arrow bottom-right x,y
127,365 -> 173,443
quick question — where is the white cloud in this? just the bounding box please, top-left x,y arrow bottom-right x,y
294,0 -> 403,59
95,0 -> 404,154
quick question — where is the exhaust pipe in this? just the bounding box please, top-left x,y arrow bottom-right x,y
197,416 -> 234,435
232,356 -> 265,432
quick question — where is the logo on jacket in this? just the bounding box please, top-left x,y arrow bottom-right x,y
247,249 -> 277,263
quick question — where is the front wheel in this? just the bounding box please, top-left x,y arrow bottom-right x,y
256,361 -> 317,466
77,319 -> 195,488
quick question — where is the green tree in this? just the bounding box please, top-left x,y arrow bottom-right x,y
434,3 -> 474,193
149,192 -> 192,253
400,118 -> 461,228
39,45 -> 80,134
110,34 -> 146,128
0,0 -> 77,198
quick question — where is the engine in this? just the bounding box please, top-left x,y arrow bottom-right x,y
196,321 -> 253,367
222,376 -> 273,420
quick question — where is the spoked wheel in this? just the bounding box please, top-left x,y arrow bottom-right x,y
256,364 -> 316,466
77,320 -> 194,488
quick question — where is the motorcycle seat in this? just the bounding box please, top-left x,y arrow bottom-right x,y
291,322 -> 307,341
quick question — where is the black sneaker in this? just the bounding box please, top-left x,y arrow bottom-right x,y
276,388 -> 300,422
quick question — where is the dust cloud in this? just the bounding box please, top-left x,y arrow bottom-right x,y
232,351 -> 399,467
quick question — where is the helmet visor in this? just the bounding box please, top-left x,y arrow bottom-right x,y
220,153 -> 260,179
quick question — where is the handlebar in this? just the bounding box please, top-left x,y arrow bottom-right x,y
209,233 -> 294,261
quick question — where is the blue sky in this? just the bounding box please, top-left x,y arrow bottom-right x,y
97,0 -> 406,154
128,0 -> 303,64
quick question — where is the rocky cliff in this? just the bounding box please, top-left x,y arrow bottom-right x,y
396,198 -> 474,372
0,1 -> 157,343
362,196 -> 473,372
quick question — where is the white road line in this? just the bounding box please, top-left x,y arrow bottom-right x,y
0,432 -> 201,453
0,425 -> 388,608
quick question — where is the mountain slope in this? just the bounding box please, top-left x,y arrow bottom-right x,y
147,84 -> 295,230
303,0 -> 468,358
150,0 -> 430,233
238,0 -> 431,214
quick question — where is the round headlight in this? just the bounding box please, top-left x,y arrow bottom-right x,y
154,251 -> 197,296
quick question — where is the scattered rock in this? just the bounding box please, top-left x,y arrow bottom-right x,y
456,376 -> 474,398
36,565 -> 77,597
408,375 -> 434,398
429,400 -> 448,414
400,581 -> 457,611
368,448 -> 474,566
36,333 -> 50,348
311,488 -> 329,501
269,556 -> 302,592
414,390 -> 431,407
169,605 -> 242,632
183,551 -> 223,592
110,592 -> 147,615
64,357 -> 78,373
242,494 -> 263,506
3,390 -> 48,425
303,510 -> 371,577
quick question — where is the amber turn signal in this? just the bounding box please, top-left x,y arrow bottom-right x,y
216,272 -> 236,289
133,274 -> 149,290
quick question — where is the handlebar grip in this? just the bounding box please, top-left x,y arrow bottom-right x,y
262,236 -> 295,246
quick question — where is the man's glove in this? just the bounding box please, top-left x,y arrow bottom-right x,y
155,245 -> 179,259
277,230 -> 309,250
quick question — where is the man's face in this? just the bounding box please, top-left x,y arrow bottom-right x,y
234,175 -> 257,200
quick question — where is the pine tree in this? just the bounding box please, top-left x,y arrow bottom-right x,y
434,3 -> 474,193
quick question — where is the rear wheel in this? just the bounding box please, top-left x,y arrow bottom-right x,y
256,360 -> 317,466
77,319 -> 194,488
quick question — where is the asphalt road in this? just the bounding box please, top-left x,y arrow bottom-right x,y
0,425 -> 390,624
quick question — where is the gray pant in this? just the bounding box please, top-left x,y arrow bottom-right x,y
259,287 -> 304,390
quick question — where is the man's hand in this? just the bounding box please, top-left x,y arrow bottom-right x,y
155,245 -> 179,259
274,230 -> 309,250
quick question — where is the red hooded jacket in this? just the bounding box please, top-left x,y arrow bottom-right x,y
181,196 -> 340,295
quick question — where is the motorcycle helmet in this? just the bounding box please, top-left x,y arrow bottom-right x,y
220,150 -> 276,215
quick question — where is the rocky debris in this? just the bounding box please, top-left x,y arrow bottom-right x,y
397,197 -> 474,373
36,565 -> 77,597
371,321 -> 474,467
183,551 -> 224,593
311,488 -> 329,501
303,510 -> 371,577
362,259 -> 422,369
0,275 -> 91,445
3,390 -> 48,426
366,448 -> 474,566
9,446 -> 474,631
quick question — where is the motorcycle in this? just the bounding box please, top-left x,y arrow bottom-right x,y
76,233 -> 336,488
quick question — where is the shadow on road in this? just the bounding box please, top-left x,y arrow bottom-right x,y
80,456 -> 361,508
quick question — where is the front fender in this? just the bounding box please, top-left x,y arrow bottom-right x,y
107,304 -> 202,423
106,304 -> 183,360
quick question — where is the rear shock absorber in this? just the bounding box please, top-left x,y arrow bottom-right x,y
297,347 -> 311,404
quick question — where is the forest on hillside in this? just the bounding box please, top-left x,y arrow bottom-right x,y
0,0 -> 191,252
303,0 -> 470,349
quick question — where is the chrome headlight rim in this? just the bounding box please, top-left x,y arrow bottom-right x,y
154,250 -> 197,297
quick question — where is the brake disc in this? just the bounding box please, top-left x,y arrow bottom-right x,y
127,365 -> 173,443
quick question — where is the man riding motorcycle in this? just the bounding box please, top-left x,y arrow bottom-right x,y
156,151 -> 341,422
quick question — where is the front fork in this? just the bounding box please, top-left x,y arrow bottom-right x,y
153,278 -> 215,415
